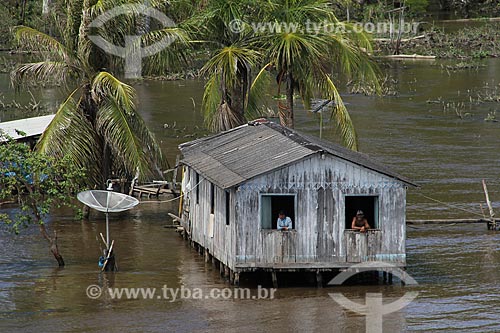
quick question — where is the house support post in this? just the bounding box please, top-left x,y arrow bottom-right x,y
271,271 -> 278,289
234,272 -> 240,286
204,248 -> 211,263
316,270 -> 323,288
220,262 -> 225,277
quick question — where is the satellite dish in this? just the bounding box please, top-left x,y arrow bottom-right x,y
77,190 -> 139,213
77,190 -> 139,251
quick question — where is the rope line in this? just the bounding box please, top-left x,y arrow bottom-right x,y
414,192 -> 485,218
140,182 -> 488,219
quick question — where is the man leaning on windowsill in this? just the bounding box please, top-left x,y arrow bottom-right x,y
277,210 -> 293,231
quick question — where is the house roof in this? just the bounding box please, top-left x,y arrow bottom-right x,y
179,120 -> 416,189
0,115 -> 55,143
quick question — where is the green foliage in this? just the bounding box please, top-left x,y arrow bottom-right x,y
257,0 -> 380,150
406,0 -> 429,15
11,0 -> 177,187
0,4 -> 15,48
379,24 -> 500,58
0,140 -> 86,234
192,0 -> 380,150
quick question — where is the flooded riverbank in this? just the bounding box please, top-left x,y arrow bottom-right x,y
1,57 -> 500,331
1,210 -> 499,332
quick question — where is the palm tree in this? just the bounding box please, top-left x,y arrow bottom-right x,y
11,0 -> 188,186
194,0 -> 379,150
256,0 -> 380,150
188,0 -> 266,131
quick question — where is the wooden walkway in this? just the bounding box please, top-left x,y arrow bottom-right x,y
132,182 -> 180,198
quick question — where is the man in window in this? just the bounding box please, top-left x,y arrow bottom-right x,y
277,210 -> 293,231
351,210 -> 371,232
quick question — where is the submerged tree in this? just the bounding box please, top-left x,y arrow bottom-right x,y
0,139 -> 86,266
11,0 -> 188,187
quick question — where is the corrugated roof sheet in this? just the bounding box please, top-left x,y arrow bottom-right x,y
0,115 -> 55,142
179,120 -> 416,189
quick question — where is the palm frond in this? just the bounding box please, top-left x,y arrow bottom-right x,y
202,75 -> 222,131
36,88 -> 102,184
11,61 -> 78,87
201,45 -> 259,131
318,22 -> 381,94
141,27 -> 191,75
92,71 -> 164,179
317,71 -> 358,150
202,74 -> 245,131
13,26 -> 71,62
96,98 -> 163,180
247,64 -> 273,119
92,71 -> 136,110
201,46 -> 259,90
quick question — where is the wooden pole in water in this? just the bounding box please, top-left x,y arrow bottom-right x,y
178,165 -> 183,217
271,271 -> 278,289
482,179 -> 496,229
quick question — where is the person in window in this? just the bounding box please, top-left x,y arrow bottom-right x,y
277,210 -> 293,231
351,210 -> 370,232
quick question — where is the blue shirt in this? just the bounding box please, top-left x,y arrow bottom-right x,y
277,216 -> 292,230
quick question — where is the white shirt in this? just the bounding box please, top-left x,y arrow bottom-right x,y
277,216 -> 292,230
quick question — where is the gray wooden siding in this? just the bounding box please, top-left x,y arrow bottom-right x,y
234,154 -> 406,268
182,152 -> 407,272
182,167 -> 237,269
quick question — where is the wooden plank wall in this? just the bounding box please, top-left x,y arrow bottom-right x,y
182,152 -> 407,271
235,154 -> 407,267
182,167 -> 237,270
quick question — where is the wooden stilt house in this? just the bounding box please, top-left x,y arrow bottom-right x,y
178,120 -> 416,285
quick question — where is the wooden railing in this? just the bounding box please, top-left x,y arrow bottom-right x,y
259,230 -> 297,263
344,229 -> 382,263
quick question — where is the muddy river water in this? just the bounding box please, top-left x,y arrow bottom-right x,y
1,58 -> 500,332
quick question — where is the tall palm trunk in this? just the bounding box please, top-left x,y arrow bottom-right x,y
230,61 -> 250,125
78,0 -> 98,70
42,0 -> 51,15
65,0 -> 83,50
102,143 -> 112,185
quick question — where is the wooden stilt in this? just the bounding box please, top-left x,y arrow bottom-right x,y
271,271 -> 278,288
224,265 -> 230,280
234,272 -> 240,286
316,270 -> 323,288
229,270 -> 234,284
220,262 -> 225,277
204,248 -> 210,263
